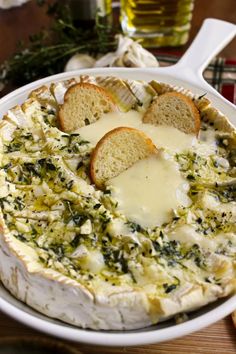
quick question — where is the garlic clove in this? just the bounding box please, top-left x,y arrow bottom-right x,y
64,35 -> 159,72
123,42 -> 159,68
95,35 -> 159,68
64,54 -> 96,72
115,34 -> 134,55
94,52 -> 118,68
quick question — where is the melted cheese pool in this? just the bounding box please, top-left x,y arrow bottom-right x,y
107,153 -> 191,228
78,110 -> 196,152
79,110 -> 195,228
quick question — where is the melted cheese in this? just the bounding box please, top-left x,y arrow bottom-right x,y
108,153 -> 191,228
78,110 -> 195,152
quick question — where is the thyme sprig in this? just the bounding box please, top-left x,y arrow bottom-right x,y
0,0 -> 118,87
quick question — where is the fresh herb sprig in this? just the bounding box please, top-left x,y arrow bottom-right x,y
0,0 -> 118,87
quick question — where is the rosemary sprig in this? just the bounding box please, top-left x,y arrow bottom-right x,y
0,0 -> 118,87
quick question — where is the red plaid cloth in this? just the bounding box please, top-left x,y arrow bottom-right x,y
154,52 -> 236,105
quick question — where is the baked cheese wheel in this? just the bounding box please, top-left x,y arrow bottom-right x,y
0,76 -> 235,331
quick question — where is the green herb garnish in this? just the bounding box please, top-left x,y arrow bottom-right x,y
0,0 -> 118,87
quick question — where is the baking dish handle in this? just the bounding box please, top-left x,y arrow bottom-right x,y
165,18 -> 236,88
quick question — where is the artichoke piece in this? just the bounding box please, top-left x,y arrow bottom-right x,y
201,106 -> 235,133
149,80 -> 173,95
194,98 -> 211,113
124,79 -> 156,108
216,132 -> 236,149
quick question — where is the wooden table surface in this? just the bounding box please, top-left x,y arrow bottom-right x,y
0,1 -> 235,353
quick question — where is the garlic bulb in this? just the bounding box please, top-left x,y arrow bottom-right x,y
64,54 -> 96,72
122,42 -> 159,68
64,35 -> 159,72
94,35 -> 159,68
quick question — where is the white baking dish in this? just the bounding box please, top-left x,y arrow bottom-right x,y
0,19 -> 235,346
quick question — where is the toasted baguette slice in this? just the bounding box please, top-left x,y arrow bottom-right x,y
58,83 -> 117,132
90,127 -> 157,188
143,92 -> 201,135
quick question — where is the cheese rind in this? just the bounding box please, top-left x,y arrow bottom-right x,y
0,78 -> 235,330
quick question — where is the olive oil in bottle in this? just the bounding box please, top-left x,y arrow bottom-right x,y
120,0 -> 195,47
